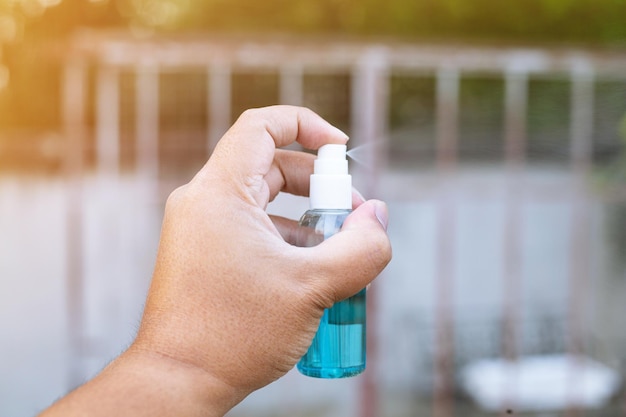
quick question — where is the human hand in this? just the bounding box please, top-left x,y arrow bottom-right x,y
40,106 -> 391,417
134,105 -> 391,404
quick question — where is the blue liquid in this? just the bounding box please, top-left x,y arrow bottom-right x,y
297,289 -> 366,378
296,209 -> 367,378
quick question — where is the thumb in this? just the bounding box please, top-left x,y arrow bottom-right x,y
309,200 -> 392,302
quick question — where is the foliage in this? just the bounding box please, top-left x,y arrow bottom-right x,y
1,0 -> 626,128
0,0 -> 624,43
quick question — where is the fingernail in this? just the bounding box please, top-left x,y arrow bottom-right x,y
374,201 -> 389,231
333,126 -> 349,141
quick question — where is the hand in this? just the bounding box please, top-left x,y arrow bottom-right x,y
41,106 -> 391,417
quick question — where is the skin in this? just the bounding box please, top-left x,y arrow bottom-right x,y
40,106 -> 392,417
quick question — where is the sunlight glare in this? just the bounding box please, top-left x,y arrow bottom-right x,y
0,64 -> 9,90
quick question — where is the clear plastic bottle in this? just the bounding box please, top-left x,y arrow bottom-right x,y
296,144 -> 366,378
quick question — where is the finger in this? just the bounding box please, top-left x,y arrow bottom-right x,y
264,150 -> 315,203
270,189 -> 371,253
270,215 -> 300,245
238,106 -> 349,150
266,154 -> 365,208
270,190 -> 369,246
305,200 -> 391,304
204,106 -> 348,183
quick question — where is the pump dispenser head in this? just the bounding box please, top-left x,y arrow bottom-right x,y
309,144 -> 352,209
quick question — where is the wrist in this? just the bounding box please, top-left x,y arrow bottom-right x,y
41,344 -> 245,417
119,344 -> 245,416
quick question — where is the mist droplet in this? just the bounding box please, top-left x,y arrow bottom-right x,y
347,141 -> 386,167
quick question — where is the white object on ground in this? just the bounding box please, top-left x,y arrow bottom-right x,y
459,354 -> 621,412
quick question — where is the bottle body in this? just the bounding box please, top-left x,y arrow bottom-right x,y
296,209 -> 367,378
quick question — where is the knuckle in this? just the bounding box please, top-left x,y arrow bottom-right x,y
239,108 -> 255,119
239,107 -> 263,122
165,184 -> 188,209
237,108 -> 269,131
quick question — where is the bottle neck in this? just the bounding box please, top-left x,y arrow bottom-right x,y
309,174 -> 352,210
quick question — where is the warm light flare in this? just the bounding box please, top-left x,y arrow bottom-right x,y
0,14 -> 17,42
18,0 -> 45,17
37,0 -> 61,9
127,0 -> 190,28
0,0 -> 62,19
0,64 -> 8,90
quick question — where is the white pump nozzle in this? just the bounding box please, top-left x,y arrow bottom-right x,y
310,144 -> 352,209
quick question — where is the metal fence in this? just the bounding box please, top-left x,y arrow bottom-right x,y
7,31 -> 626,416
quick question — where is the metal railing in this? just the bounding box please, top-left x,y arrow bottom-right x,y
61,31 -> 626,416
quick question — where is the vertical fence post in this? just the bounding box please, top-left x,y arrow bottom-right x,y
436,67 -> 459,171
351,47 -> 389,417
433,66 -> 459,417
501,66 -> 529,413
208,60 -> 232,154
136,63 -> 160,189
96,66 -> 120,176
504,70 -> 528,167
62,55 -> 87,390
279,63 -> 303,107
94,64 -> 126,363
351,48 -> 390,177
570,58 -> 594,171
134,62 -> 161,312
567,57 -> 594,417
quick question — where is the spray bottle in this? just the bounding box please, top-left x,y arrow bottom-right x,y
296,144 -> 367,378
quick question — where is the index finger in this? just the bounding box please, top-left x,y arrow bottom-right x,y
206,106 -> 348,180
235,105 -> 348,149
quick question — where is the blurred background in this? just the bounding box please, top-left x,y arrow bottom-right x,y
1,0 -> 626,416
